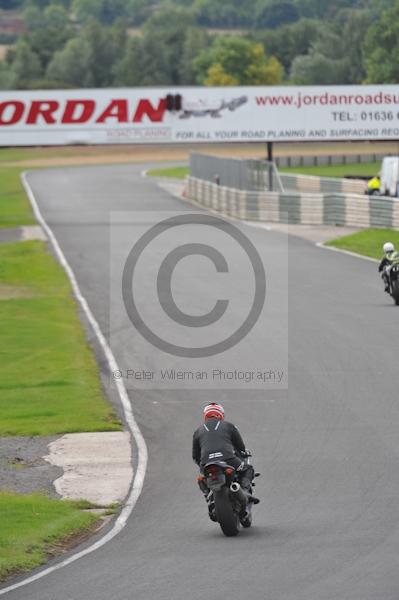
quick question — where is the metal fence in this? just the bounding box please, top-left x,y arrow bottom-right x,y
190,152 -> 367,194
190,152 -> 253,190
190,153 -> 284,192
274,152 -> 387,169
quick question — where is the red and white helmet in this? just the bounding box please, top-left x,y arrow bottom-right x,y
203,403 -> 225,420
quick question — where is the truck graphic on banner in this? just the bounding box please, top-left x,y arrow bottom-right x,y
179,96 -> 248,119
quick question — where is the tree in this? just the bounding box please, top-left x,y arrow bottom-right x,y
204,63 -> 239,86
114,13 -> 207,87
195,36 -> 283,86
288,16 -> 368,85
290,51 -> 349,84
341,10 -> 370,83
179,27 -> 209,84
28,16 -> 73,70
72,0 -> 128,23
46,36 -> 91,86
245,50 -> 283,85
113,37 -> 143,86
23,4 -> 43,31
22,0 -> 51,8
127,0 -> 153,25
142,8 -> 197,84
364,1 -> 399,83
44,4 -> 70,29
363,0 -> 399,18
0,62 -> 13,90
255,0 -> 299,29
294,0 -> 356,19
109,17 -> 128,64
9,39 -> 42,88
138,33 -> 175,85
144,5 -> 195,31
72,0 -> 103,23
0,0 -> 24,8
254,18 -> 321,72
82,18 -> 121,86
193,0 -> 257,27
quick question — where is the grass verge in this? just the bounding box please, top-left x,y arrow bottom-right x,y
326,228 -> 399,260
146,162 -> 380,180
279,162 -> 379,178
0,493 -> 99,581
0,157 -> 121,435
0,167 -> 36,228
0,240 -> 121,436
147,165 -> 189,179
0,155 -> 122,583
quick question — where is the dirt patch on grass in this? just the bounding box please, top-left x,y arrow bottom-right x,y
0,284 -> 36,300
3,141 -> 399,169
45,513 -> 110,558
0,515 -> 108,584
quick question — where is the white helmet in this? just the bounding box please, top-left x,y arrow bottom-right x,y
383,242 -> 395,253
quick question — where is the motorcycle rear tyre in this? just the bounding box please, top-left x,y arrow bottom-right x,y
392,280 -> 399,306
214,488 -> 240,537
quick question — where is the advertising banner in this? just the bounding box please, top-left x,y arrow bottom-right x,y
1,85 -> 399,146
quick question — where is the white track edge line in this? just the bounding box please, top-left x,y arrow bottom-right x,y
0,173 -> 149,596
315,242 -> 379,263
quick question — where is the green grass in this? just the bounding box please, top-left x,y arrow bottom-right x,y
0,149 -> 49,164
146,162 -> 380,181
0,154 -> 122,579
326,228 -> 399,259
0,147 -> 97,164
0,155 -> 122,435
0,241 -> 121,436
0,168 -> 36,228
280,162 -> 379,178
147,166 -> 189,179
0,492 -> 98,581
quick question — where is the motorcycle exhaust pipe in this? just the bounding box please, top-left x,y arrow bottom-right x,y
230,482 -> 247,507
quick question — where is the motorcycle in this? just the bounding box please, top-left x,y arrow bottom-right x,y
389,264 -> 399,305
197,454 -> 259,537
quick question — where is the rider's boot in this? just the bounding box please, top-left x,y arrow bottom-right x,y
197,475 -> 216,521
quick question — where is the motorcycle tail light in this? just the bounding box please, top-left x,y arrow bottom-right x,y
206,465 -> 219,480
225,468 -> 234,475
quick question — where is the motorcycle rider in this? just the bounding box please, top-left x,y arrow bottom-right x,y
379,242 -> 399,293
192,403 -> 259,520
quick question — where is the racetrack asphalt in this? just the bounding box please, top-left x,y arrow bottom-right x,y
3,164 -> 399,600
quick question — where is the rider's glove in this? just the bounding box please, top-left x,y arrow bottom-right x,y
240,449 -> 252,458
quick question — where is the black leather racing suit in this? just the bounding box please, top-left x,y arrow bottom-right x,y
192,418 -> 254,493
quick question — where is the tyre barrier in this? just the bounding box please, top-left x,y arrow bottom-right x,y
187,177 -> 399,229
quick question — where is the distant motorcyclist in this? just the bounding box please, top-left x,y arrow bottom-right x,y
192,403 -> 258,518
379,242 -> 399,293
366,175 -> 380,196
